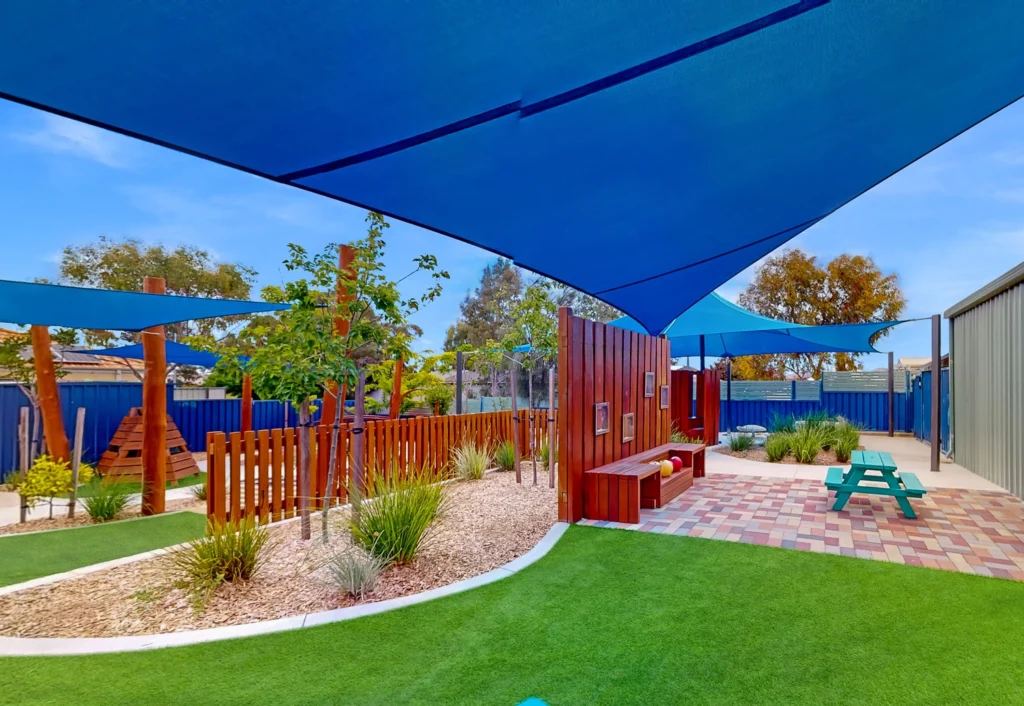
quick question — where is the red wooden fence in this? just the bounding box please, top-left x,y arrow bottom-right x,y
206,409 -> 557,525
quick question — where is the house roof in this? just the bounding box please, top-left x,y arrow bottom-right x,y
0,327 -> 135,370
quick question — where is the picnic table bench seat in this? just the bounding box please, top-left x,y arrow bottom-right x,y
825,450 -> 927,519
583,441 -> 703,524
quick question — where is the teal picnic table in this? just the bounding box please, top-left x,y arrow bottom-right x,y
824,450 -> 927,519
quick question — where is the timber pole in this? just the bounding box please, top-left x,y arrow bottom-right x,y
29,325 -> 70,462
930,314 -> 941,472
455,350 -> 464,415
887,352 -> 894,437
321,244 -> 356,426
240,373 -> 253,434
141,276 -> 168,515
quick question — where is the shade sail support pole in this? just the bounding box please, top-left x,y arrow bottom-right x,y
930,314 -> 941,472
29,325 -> 70,463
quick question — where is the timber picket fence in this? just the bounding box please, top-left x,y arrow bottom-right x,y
206,409 -> 557,525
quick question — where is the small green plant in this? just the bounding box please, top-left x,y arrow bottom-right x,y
539,440 -> 555,468
831,421 -> 861,462
669,422 -> 703,444
801,409 -> 833,429
172,519 -> 270,608
493,439 -> 516,472
19,455 -> 93,518
80,477 -> 133,521
791,425 -> 827,464
452,441 -> 491,480
328,547 -> 387,600
191,482 -> 208,502
729,433 -> 755,453
765,433 -> 792,462
350,469 -> 447,564
768,412 -> 797,434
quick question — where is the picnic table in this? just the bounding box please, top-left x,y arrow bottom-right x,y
824,450 -> 927,519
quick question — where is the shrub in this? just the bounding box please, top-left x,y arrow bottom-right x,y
328,547 -> 386,600
765,433 -> 792,462
452,441 -> 491,480
802,409 -> 833,429
172,519 -> 270,607
80,478 -> 133,521
493,439 -> 516,472
791,425 -> 826,464
539,440 -> 556,468
191,482 -> 208,502
19,455 -> 93,518
670,423 -> 703,444
729,433 -> 754,453
832,421 -> 861,463
350,469 -> 447,565
768,412 -> 797,434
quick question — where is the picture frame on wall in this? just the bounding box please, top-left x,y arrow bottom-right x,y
595,402 -> 610,435
644,372 -> 655,397
622,413 -> 635,442
660,385 -> 670,409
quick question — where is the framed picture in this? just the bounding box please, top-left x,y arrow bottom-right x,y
660,385 -> 670,409
622,413 -> 635,442
644,371 -> 655,397
595,402 -> 610,435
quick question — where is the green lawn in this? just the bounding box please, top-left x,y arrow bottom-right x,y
71,472 -> 206,498
0,512 -> 207,587
2,525 -> 1024,705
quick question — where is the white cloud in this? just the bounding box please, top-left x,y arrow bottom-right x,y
12,114 -> 128,168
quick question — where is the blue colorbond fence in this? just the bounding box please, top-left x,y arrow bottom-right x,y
910,369 -> 950,453
172,398 -> 323,452
719,392 -> 913,433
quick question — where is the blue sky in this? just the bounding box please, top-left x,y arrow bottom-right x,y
2,97 -> 1023,370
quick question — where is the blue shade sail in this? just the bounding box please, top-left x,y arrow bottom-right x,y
0,281 -> 288,331
611,293 -> 900,357
80,341 -> 223,368
1,2 -> 1022,333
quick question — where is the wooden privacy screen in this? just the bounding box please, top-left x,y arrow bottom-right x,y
206,409 -> 556,525
557,307 -> 671,522
669,368 -> 721,446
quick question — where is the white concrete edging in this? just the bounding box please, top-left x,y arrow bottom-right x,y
0,521 -> 570,656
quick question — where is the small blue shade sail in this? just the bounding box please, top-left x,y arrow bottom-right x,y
0,280 -> 288,331
611,293 -> 899,358
1,3 -> 1022,333
80,341 -> 223,368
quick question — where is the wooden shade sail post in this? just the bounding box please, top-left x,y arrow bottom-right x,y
320,244 -> 355,428
141,276 -> 168,516
29,325 -> 70,462
510,365 -> 521,484
67,407 -> 86,519
389,356 -> 404,419
240,373 -> 253,434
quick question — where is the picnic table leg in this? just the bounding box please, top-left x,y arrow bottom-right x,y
880,470 -> 918,520
831,467 -> 864,512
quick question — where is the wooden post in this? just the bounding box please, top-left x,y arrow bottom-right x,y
455,350 -> 464,415
320,244 -> 356,427
141,276 -> 168,515
18,407 -> 30,523
887,352 -> 895,437
930,314 -> 941,472
548,367 -> 555,489
240,373 -> 253,434
67,407 -> 86,519
510,365 -> 522,483
390,356 -> 404,419
29,325 -> 70,462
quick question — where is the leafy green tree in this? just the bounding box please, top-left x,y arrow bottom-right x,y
735,249 -> 906,379
443,259 -> 523,351
192,213 -> 447,539
557,287 -> 621,323
60,236 -> 256,347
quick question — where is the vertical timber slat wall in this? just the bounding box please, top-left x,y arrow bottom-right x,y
557,307 -> 670,523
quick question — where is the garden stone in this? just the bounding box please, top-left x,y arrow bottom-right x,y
737,424 -> 767,434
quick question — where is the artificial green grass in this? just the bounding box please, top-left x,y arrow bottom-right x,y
2,525 -> 1024,705
0,512 -> 207,587
70,472 -> 206,498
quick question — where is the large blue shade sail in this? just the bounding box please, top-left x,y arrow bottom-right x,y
0,281 -> 288,331
611,293 -> 899,358
1,2 -> 1022,333
80,341 -> 223,368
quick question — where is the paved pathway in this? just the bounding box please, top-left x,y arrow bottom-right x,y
581,474 -> 1024,581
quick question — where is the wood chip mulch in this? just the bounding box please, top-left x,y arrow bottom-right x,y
714,446 -> 852,466
0,500 -> 205,536
0,472 -> 555,638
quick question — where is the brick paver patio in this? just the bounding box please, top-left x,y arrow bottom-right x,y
580,474 -> 1024,580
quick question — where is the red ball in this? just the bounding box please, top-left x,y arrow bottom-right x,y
670,456 -> 684,472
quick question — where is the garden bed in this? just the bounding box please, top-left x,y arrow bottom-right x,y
0,498 -> 205,536
712,446 -> 846,466
0,472 -> 555,638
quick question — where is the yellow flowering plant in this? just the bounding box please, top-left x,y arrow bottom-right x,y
19,454 -> 93,518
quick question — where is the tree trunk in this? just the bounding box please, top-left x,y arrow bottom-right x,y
351,371 -> 367,531
321,379 -> 346,540
510,366 -> 521,484
298,400 -> 311,540
528,372 -> 537,485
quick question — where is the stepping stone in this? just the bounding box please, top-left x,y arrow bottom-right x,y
737,424 -> 767,433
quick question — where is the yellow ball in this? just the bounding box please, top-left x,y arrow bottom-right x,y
660,459 -> 674,477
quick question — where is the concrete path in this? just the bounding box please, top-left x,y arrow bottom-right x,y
0,485 -> 200,527
707,434 -> 1007,493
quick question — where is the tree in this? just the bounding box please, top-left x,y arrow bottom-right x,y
60,236 -> 256,348
557,287 -> 622,323
734,250 -> 906,379
444,259 -> 523,351
193,213 -> 447,539
366,353 -> 452,415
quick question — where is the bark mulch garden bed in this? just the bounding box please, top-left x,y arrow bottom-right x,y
0,472 -> 556,638
712,446 -> 846,466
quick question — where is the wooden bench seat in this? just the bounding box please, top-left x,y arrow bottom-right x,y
583,442 -> 703,523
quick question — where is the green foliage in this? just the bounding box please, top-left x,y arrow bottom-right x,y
539,439 -> 555,467
831,421 -> 861,463
765,433 -> 792,462
350,469 -> 447,565
728,434 -> 755,453
768,412 -> 797,434
802,409 -> 834,429
423,380 -> 454,415
791,425 -> 828,464
493,440 -> 516,472
80,477 -> 132,521
191,482 -> 208,502
453,441 -> 492,479
328,547 -> 387,600
172,520 -> 271,608
18,455 -> 93,510
670,423 -> 703,444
